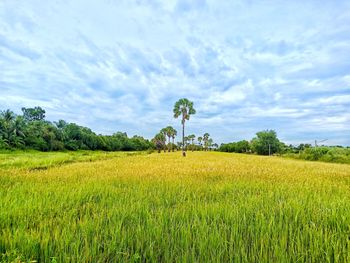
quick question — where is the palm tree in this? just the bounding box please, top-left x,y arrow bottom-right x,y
203,133 -> 210,151
188,134 -> 196,151
164,126 -> 176,152
173,98 -> 196,157
152,133 -> 166,153
171,128 -> 177,152
208,138 -> 213,151
13,116 -> 25,138
0,110 -> 24,147
160,128 -> 168,152
1,109 -> 15,123
197,136 -> 202,145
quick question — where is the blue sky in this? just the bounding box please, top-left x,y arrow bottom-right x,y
1,0 -> 350,145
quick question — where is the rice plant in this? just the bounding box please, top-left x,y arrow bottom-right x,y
0,151 -> 349,262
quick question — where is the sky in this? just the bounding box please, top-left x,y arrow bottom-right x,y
0,0 -> 350,145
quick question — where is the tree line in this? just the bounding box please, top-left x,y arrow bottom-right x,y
151,98 -> 217,156
219,130 -> 350,164
218,130 -> 311,155
219,130 -> 283,155
2,102 -> 348,164
152,128 -> 217,153
0,99 -> 207,154
0,107 -> 153,151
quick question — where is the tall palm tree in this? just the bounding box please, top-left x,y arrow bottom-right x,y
171,128 -> 177,152
203,133 -> 210,151
160,128 -> 168,153
173,98 -> 196,157
164,126 -> 176,152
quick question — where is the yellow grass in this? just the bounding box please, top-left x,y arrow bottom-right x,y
1,151 -> 349,262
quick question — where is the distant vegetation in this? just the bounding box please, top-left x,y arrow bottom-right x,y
219,130 -> 350,164
285,146 -> 350,164
219,130 -> 284,155
152,128 -> 217,153
1,105 -> 349,164
0,107 -> 153,151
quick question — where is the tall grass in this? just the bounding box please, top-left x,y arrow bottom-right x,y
1,151 -> 349,262
0,150 -> 143,170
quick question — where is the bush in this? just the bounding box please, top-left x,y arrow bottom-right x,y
285,147 -> 350,164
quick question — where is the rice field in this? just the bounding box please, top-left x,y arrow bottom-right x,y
0,151 -> 349,262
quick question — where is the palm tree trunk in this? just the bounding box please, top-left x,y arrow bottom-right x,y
168,136 -> 171,152
182,121 -> 186,157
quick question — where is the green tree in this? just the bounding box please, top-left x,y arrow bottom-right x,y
54,120 -> 67,129
11,116 -> 26,147
0,110 -> 25,148
130,135 -> 153,151
1,109 -> 15,123
163,126 -> 176,152
203,133 -> 210,151
236,140 -> 250,153
160,128 -> 168,153
173,98 -> 196,157
171,128 -> 177,152
22,107 -> 46,121
251,130 -> 280,155
197,136 -> 203,149
208,138 -> 213,151
188,134 -> 196,151
152,133 -> 166,153
176,142 -> 183,150
183,136 -> 190,150
24,121 -> 62,151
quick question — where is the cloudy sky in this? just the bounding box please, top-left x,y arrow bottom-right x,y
1,0 -> 350,145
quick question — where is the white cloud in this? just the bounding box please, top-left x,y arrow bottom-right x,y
0,0 -> 350,144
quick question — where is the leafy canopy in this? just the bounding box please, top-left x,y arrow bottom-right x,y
173,98 -> 196,124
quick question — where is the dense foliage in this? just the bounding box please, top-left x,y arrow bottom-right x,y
2,107 -> 348,164
0,107 -> 153,151
219,130 -> 284,155
219,140 -> 250,153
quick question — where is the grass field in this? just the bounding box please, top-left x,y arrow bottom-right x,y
1,151 -> 349,262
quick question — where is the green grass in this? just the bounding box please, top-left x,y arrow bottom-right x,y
0,151 -> 349,262
0,150 -> 143,170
